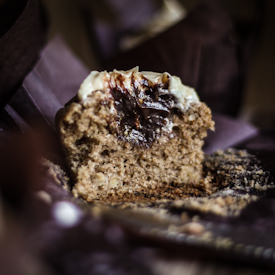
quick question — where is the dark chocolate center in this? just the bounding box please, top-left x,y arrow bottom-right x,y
111,76 -> 180,147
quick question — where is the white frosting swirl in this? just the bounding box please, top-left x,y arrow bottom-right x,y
78,67 -> 200,111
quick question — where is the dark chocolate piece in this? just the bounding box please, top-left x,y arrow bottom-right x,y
111,75 -> 178,147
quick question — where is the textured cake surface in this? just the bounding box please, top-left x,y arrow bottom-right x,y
57,68 -> 214,202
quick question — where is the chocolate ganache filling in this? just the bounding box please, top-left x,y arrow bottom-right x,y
111,74 -> 180,147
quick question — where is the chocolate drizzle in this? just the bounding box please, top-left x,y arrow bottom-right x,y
111,75 -> 180,147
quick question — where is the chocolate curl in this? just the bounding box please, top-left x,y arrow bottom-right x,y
0,0 -> 47,108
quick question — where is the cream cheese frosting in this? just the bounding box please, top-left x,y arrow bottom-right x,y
78,67 -> 200,112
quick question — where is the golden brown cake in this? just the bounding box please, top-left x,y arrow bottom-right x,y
57,67 -> 214,202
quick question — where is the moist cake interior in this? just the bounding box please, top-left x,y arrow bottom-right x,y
58,67 -> 214,202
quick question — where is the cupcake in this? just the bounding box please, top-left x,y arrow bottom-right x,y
57,67 -> 214,202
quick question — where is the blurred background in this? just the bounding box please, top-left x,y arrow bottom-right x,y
42,0 -> 275,129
